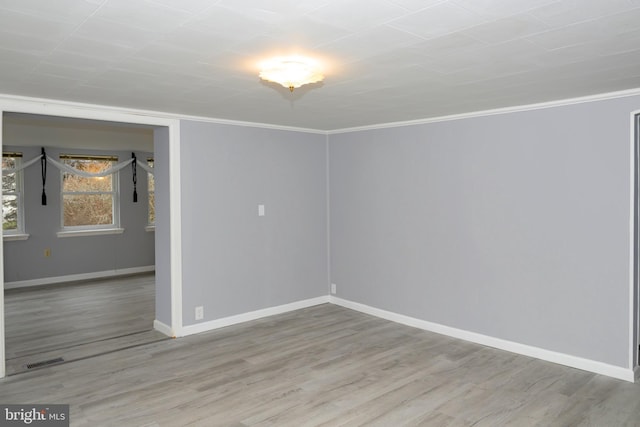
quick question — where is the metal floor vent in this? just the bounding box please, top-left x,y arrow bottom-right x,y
26,357 -> 64,369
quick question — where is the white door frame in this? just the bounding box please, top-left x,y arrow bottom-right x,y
0,95 -> 184,378
631,110 -> 640,375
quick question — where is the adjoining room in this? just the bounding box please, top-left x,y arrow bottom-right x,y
2,113 -> 165,375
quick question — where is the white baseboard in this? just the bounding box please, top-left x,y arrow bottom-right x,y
4,265 -> 155,290
181,296 -> 330,337
330,296 -> 636,383
154,319 -> 174,338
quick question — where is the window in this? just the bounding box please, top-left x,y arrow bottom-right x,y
2,152 -> 24,235
147,158 -> 154,225
61,154 -> 119,230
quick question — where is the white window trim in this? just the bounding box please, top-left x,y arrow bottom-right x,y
3,233 -> 29,241
57,228 -> 124,238
2,154 -> 26,237
59,157 -> 121,232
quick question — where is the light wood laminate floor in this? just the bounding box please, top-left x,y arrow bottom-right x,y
1,303 -> 639,426
4,273 -> 166,375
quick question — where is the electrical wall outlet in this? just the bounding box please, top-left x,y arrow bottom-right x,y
195,306 -> 204,320
258,204 -> 265,216
331,283 -> 337,294
44,248 -> 51,257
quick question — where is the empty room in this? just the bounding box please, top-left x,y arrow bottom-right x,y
0,0 -> 640,426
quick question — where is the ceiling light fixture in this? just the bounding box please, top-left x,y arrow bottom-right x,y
259,56 -> 324,92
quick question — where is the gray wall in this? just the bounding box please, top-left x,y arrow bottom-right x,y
179,121 -> 328,325
3,145 -> 155,282
330,95 -> 640,368
154,127 -> 171,326
3,116 -> 154,152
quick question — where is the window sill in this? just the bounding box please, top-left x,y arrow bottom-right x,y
57,228 -> 125,238
145,225 -> 155,232
3,233 -> 30,242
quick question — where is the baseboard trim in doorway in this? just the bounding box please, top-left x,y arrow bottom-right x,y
181,296 -> 330,337
4,266 -> 155,290
330,296 -> 636,383
153,320 -> 174,338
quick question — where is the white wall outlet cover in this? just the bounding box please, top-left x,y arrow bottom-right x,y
195,306 -> 204,320
331,283 -> 337,294
258,204 -> 265,216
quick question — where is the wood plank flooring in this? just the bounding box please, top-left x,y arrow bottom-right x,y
1,303 -> 639,426
4,273 -> 165,375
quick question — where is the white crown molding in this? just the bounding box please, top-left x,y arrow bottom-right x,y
0,93 -> 327,135
330,296 -> 636,383
174,113 -> 328,135
2,87 -> 640,136
328,87 -> 640,135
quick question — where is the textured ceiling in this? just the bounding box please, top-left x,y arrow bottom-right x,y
0,0 -> 639,131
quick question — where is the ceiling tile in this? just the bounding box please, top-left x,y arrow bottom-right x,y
18,74 -> 79,99
56,36 -> 137,62
74,17 -> 162,49
409,33 -> 489,58
445,59 -> 539,85
599,7 -> 640,35
216,0 -> 331,22
23,71 -> 80,87
386,0 -> 447,12
523,43 -> 599,68
0,46 -> 42,69
452,0 -> 556,20
460,13 -> 549,44
524,20 -> 610,50
159,28 -> 235,54
134,43 -> 207,65
0,8 -> 78,40
198,50 -> 256,77
309,0 -> 409,32
85,69 -> 157,90
33,62 -> 99,82
388,2 -> 485,39
44,50 -> 113,72
319,25 -> 425,63
179,84 -> 246,103
149,0 -> 219,14
0,67 -> 28,88
0,30 -> 59,55
0,0 -> 101,24
185,5 -> 273,41
263,16 -> 353,49
94,0 -> 194,33
69,84 -> 131,104
594,28 -> 640,55
529,0 -> 636,27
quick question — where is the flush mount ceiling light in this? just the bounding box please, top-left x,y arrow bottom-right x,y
259,56 -> 324,92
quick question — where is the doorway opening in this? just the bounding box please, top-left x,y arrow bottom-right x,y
0,110 -> 178,376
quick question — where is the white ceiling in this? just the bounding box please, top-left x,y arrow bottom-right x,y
0,0 -> 639,131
